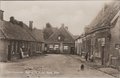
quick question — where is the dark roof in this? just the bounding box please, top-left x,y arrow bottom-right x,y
32,29 -> 44,42
73,35 -> 80,40
52,27 -> 58,33
43,27 -> 58,40
0,20 -> 35,41
87,1 -> 120,33
46,26 -> 75,43
0,17 -> 45,43
21,23 -> 37,41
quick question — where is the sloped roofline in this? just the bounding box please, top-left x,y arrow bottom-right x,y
46,26 -> 75,42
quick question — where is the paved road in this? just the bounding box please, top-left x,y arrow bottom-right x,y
0,54 -> 115,78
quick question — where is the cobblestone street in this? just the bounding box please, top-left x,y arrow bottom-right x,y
0,54 -> 115,78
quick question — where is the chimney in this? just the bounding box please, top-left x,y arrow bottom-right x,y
10,16 -> 15,23
102,3 -> 108,14
61,23 -> 64,27
0,10 -> 4,20
65,26 -> 68,30
29,21 -> 33,30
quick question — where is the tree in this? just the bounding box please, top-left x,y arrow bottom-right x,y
43,23 -> 54,40
46,22 -> 52,28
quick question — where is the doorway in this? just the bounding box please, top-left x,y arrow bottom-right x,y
8,45 -> 12,61
98,39 -> 105,65
70,47 -> 75,54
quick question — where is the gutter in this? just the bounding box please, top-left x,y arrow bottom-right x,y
85,26 -> 110,35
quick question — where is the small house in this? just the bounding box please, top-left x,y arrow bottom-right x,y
45,25 -> 75,54
0,10 -> 44,61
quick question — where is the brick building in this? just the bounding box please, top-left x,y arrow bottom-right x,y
45,25 -> 75,54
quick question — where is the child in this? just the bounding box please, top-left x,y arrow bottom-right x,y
81,64 -> 84,71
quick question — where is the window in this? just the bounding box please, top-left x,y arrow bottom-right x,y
55,45 -> 59,48
57,35 -> 64,41
49,45 -> 53,48
11,41 -> 15,54
64,46 -> 68,50
58,36 -> 61,40
13,42 -> 15,53
54,45 -> 59,50
15,42 -> 18,53
36,44 -> 39,51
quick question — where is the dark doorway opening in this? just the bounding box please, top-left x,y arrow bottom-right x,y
101,46 -> 105,65
70,47 -> 75,54
8,45 -> 12,61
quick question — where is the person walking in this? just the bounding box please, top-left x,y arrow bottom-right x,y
90,54 -> 93,62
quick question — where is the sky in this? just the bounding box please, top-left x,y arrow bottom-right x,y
1,1 -> 113,35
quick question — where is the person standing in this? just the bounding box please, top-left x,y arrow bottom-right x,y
20,46 -> 25,59
85,52 -> 88,61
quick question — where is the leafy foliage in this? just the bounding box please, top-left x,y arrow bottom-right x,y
43,23 -> 54,40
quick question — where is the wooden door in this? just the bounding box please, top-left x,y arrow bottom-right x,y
8,45 -> 12,61
101,46 -> 105,65
70,47 -> 75,54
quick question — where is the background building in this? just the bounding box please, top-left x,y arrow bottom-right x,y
45,25 -> 75,54
76,1 -> 120,67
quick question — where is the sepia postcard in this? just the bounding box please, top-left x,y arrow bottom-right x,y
0,0 -> 120,78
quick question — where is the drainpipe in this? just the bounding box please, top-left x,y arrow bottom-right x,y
117,49 -> 120,78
